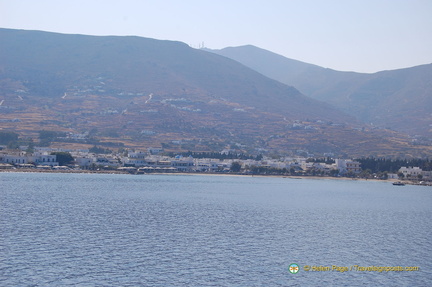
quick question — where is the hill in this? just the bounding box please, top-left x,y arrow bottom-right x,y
207,45 -> 432,137
0,29 -> 430,158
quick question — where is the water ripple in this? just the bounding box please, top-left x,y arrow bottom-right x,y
1,173 -> 431,286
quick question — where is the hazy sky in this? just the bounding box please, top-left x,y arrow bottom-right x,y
1,0 -> 431,73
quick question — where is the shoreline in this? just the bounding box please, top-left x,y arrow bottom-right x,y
2,167 -> 429,186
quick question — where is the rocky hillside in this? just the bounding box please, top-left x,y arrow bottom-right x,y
0,29 -> 430,158
208,45 -> 432,137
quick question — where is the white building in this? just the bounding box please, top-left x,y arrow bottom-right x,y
30,154 -> 58,167
123,151 -> 145,167
398,167 -> 430,180
422,171 -> 432,180
75,157 -> 94,168
195,159 -> 220,172
399,166 -> 422,178
1,153 -> 28,164
335,159 -> 361,174
128,151 -> 147,159
1,152 -> 58,166
311,162 -> 335,173
171,157 -> 194,171
95,156 -> 120,167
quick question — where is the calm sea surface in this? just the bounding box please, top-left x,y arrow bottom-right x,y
1,172 -> 431,286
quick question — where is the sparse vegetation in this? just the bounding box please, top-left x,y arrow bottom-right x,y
230,162 -> 242,172
51,152 -> 74,166
356,157 -> 432,173
89,145 -> 112,154
0,131 -> 19,145
39,130 -> 66,146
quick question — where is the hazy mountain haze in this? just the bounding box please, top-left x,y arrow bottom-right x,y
0,28 -> 339,119
208,45 -> 432,137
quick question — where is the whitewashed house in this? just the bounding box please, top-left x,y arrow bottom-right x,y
195,159 -> 220,172
335,159 -> 361,174
29,153 -> 58,166
171,157 -> 194,171
75,157 -> 94,168
399,166 -> 430,179
124,151 -> 147,166
1,154 -> 28,164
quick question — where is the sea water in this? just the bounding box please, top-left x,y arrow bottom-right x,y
1,172 -> 431,286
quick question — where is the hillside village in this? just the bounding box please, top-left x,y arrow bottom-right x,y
1,146 -> 431,183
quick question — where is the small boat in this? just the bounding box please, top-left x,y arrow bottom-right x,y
392,181 -> 405,186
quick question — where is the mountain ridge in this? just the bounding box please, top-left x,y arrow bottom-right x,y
1,28 -> 431,157
0,28 -> 347,120
207,45 -> 432,137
